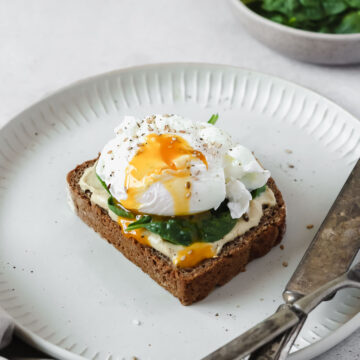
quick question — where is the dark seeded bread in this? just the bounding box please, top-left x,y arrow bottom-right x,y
67,159 -> 286,305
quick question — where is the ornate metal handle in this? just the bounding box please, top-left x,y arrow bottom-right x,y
202,262 -> 360,360
250,262 -> 360,360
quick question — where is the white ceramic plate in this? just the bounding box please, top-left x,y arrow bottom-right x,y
0,63 -> 359,360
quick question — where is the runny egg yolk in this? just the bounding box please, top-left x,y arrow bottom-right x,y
120,133 -> 208,215
173,243 -> 216,268
117,217 -> 149,246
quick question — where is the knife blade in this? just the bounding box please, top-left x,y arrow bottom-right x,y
284,159 -> 360,302
202,159 -> 360,360
250,159 -> 360,360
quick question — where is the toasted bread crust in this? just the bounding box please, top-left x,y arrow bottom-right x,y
67,159 -> 286,305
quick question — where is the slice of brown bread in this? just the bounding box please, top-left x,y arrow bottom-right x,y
67,158 -> 286,305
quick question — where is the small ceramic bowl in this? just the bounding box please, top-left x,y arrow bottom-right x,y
229,0 -> 360,65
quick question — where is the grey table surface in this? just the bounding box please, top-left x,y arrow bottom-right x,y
0,0 -> 359,359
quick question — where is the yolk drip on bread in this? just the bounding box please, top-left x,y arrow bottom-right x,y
121,133 -> 207,215
173,243 -> 216,268
118,217 -> 149,246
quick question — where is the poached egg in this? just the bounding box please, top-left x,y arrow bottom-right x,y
96,114 -> 270,219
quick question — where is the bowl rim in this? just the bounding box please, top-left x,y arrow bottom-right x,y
231,0 -> 360,40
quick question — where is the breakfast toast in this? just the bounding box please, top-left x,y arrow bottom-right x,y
67,158 -> 286,305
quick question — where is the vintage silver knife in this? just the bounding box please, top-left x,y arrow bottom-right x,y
250,158 -> 360,360
203,159 -> 360,360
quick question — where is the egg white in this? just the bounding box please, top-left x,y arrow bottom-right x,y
96,114 -> 270,218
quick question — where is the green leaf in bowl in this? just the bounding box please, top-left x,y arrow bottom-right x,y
322,0 -> 348,15
346,0 -> 360,9
335,10 -> 360,33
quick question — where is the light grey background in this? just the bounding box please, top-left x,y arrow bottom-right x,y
0,0 -> 359,359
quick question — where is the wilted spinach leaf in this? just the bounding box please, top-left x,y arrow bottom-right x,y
128,217 -> 199,246
96,173 -> 111,195
251,185 -> 267,199
200,202 -> 238,243
126,215 -> 152,230
96,173 -> 135,218
108,196 -> 135,219
125,200 -> 239,246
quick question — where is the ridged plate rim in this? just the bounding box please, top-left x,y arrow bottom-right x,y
0,62 -> 359,360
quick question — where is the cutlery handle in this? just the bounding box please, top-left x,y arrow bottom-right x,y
249,316 -> 306,360
202,262 -> 360,360
201,306 -> 300,360
250,262 -> 360,360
